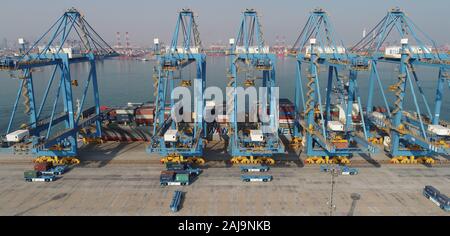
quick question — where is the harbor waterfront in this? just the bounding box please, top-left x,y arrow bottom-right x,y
1,57 -> 447,133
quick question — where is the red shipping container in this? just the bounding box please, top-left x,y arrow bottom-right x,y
34,162 -> 52,171
109,110 -> 117,117
136,107 -> 155,115
333,141 -> 349,149
279,115 -> 294,120
135,119 -> 154,125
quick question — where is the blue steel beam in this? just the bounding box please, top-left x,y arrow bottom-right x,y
148,9 -> 206,159
227,9 -> 284,158
290,8 -> 375,158
1,8 -> 117,157
351,8 -> 449,158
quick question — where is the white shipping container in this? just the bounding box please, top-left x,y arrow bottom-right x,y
427,125 -> 450,136
168,47 -> 200,54
372,111 -> 386,120
38,46 -> 83,59
305,46 -> 346,57
327,121 -> 344,131
384,46 -> 432,59
164,129 -> 178,142
235,46 -> 270,54
127,102 -> 143,107
279,118 -> 295,124
135,114 -> 154,119
115,109 -> 135,115
250,130 -> 264,142
6,129 -> 29,142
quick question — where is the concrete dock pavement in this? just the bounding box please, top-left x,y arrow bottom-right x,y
0,141 -> 448,215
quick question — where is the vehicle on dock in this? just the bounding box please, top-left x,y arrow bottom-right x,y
40,165 -> 69,176
240,165 -> 270,172
170,190 -> 184,212
423,185 -> 450,212
165,163 -> 201,175
160,171 -> 190,186
241,175 -> 273,182
340,166 -> 359,175
320,165 -> 359,175
24,170 -> 56,182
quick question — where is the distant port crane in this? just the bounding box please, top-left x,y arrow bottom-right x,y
350,7 -> 450,164
289,8 -> 376,165
148,9 -> 207,165
227,9 -> 284,165
0,8 -> 118,158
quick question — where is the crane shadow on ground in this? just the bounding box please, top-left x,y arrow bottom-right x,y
359,153 -> 381,168
14,193 -> 69,216
77,141 -> 145,168
277,135 -> 304,168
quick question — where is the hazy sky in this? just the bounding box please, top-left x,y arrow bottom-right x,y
0,0 -> 449,47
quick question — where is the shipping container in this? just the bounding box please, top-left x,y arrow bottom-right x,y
34,162 -> 52,171
175,172 -> 190,182
160,171 -> 175,181
372,111 -> 386,120
250,130 -> 264,142
116,114 -> 133,123
279,118 -> 295,124
100,105 -> 110,111
164,129 -> 178,141
24,170 -> 39,178
127,102 -> 143,107
427,125 -> 450,136
327,121 -> 344,131
160,170 -> 190,186
115,106 -> 136,115
332,140 -> 349,149
135,106 -> 155,125
6,129 -> 29,142
136,106 -> 155,114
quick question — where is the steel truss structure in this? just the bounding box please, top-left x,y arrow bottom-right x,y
0,8 -> 117,157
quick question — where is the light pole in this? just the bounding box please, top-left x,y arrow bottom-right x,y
327,165 -> 339,216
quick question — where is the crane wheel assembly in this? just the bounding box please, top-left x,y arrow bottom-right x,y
160,155 -> 205,165
230,156 -> 275,165
304,156 -> 350,165
389,156 -> 435,164
33,156 -> 80,165
192,157 -> 205,165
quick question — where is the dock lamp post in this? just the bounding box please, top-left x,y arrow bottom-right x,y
327,165 -> 339,216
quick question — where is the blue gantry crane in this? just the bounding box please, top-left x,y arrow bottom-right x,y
0,8 -> 117,158
148,9 -> 207,165
227,9 -> 284,165
289,8 -> 376,164
350,7 -> 449,164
